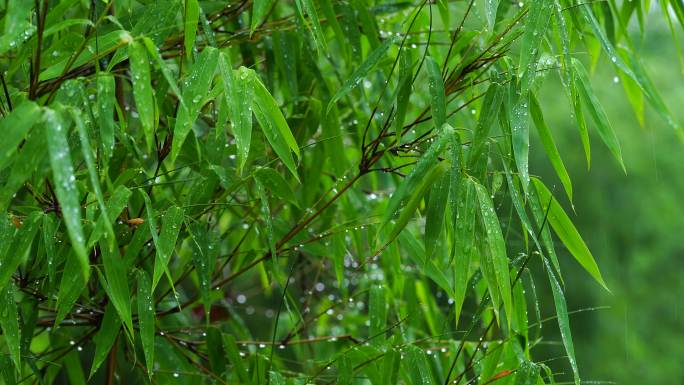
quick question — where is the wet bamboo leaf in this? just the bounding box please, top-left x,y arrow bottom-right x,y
426,56 -> 446,129
530,93 -> 573,202
0,101 -> 39,171
137,269 -> 155,378
251,0 -> 274,36
45,107 -> 89,280
425,173 -> 449,258
327,37 -> 395,113
0,0 -> 35,55
89,304 -> 121,378
87,185 -> 131,249
100,239 -> 134,338
572,58 -> 625,171
0,123 -> 47,211
255,167 -> 298,206
486,0 -> 501,31
452,175 -> 475,327
469,84 -> 504,168
472,178 -> 513,326
171,47 -> 219,163
55,252 -> 87,326
0,283 -> 20,371
544,257 -> 580,385
223,334 -> 249,383
96,73 -> 116,162
250,69 -> 301,179
0,211 -> 40,293
404,345 -> 436,385
184,0 -> 200,58
219,54 -> 253,172
128,40 -> 156,152
294,0 -> 327,51
532,178 -> 608,290
152,206 -> 185,290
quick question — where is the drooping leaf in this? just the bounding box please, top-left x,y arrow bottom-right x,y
572,58 -> 625,171
0,283 -> 21,371
89,304 -> 121,378
0,211 -> 41,293
530,93 -> 573,202
128,40 -> 156,152
250,69 -> 301,179
0,100 -> 40,172
171,47 -> 219,163
251,0 -> 274,36
100,239 -> 134,338
426,56 -> 446,130
96,73 -> 116,162
532,178 -> 608,290
327,37 -> 395,113
184,0 -> 200,58
220,55 -> 254,172
44,107 -> 89,280
152,206 -> 185,290
368,284 -> 387,344
137,269 -> 155,378
472,178 -> 513,326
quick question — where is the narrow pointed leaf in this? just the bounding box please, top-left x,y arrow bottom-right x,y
89,304 -> 121,378
100,240 -> 134,338
426,56 -> 446,129
425,173 -> 449,257
251,0 -> 274,36
544,257 -> 580,385
0,212 -> 41,293
0,283 -> 20,371
152,206 -> 184,290
184,0 -> 200,58
128,40 -> 156,152
0,101 -> 40,171
469,84 -> 504,167
530,93 -> 573,202
171,47 -> 219,163
45,107 -> 89,280
96,74 -> 116,162
532,178 -> 608,290
472,178 -> 513,326
572,58 -> 624,171
327,37 -> 395,113
137,270 -> 155,378
220,55 -> 253,172
250,69 -> 300,179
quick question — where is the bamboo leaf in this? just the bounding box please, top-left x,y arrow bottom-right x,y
100,239 -> 134,338
220,54 -> 253,172
0,100 -> 39,171
532,178 -> 608,290
171,47 -> 219,163
96,73 -> 116,162
128,40 -> 156,152
137,269 -> 155,378
89,304 -> 121,378
0,283 -> 20,371
152,206 -> 185,290
327,37 -> 395,113
544,257 -> 580,385
424,173 -> 449,257
255,167 -> 298,207
404,345 -> 436,385
44,107 -> 89,280
55,251 -> 87,326
184,0 -> 200,58
469,84 -> 504,167
572,58 -> 625,171
251,0 -> 274,36
250,69 -> 301,179
0,212 -> 41,294
472,178 -> 513,326
426,56 -> 446,129
486,0 -> 501,31
530,93 -> 573,202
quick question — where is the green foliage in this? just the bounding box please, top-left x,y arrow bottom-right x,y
0,1 -> 680,384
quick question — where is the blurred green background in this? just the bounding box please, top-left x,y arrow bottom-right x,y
532,12 -> 684,385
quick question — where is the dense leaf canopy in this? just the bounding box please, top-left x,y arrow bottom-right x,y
0,0 -> 681,384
